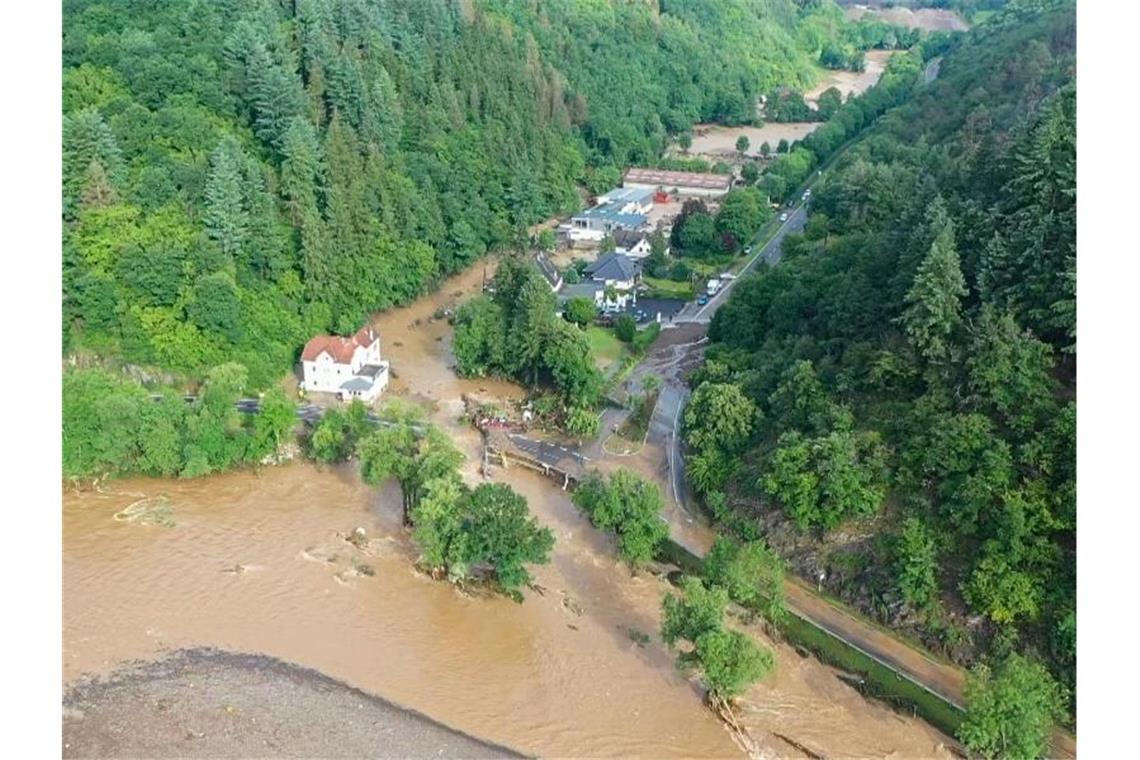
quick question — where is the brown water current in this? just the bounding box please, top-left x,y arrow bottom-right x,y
64,262 -> 953,758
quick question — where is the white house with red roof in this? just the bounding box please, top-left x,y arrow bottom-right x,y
300,326 -> 390,402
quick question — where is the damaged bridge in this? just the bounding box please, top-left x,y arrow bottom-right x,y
483,430 -> 590,490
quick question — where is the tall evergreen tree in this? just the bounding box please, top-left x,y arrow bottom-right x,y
204,137 -> 250,264
900,202 -> 967,362
63,108 -> 123,220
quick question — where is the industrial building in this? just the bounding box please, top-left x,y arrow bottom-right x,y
559,186 -> 653,243
623,168 -> 732,198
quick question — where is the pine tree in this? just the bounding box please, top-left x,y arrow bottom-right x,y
246,41 -> 306,151
979,87 -> 1075,351
280,117 -> 333,311
80,159 -> 118,210
63,108 -> 123,220
900,204 -> 967,362
204,137 -> 250,263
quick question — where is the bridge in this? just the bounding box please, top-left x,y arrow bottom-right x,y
483,429 -> 588,490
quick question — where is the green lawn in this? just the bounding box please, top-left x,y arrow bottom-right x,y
643,276 -> 694,299
585,325 -> 626,372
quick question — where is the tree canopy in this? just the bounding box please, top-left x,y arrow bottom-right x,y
62,0 -> 890,387
572,470 -> 669,567
697,0 -> 1076,705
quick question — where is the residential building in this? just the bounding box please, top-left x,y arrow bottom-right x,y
623,167 -> 732,198
612,229 -> 653,259
534,252 -> 562,291
300,326 -> 390,402
557,281 -> 633,314
559,186 -> 654,243
586,252 -> 641,290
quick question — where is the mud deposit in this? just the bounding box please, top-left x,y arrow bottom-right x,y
844,4 -> 969,32
805,50 -> 897,106
63,648 -> 523,758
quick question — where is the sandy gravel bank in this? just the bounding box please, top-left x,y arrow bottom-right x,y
63,648 -> 525,758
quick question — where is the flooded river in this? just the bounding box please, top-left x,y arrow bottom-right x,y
676,50 -> 898,164
63,262 -> 952,758
805,49 -> 897,106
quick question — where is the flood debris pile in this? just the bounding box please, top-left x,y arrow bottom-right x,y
113,496 -> 174,528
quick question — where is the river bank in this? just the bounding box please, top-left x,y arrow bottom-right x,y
63,648 -> 523,758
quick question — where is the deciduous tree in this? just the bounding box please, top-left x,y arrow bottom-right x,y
957,654 -> 1066,760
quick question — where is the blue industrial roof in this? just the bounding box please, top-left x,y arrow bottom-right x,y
575,206 -> 647,227
600,186 -> 654,205
571,184 -> 651,229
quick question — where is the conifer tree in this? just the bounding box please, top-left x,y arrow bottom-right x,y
63,108 -> 123,220
901,203 -> 967,362
204,137 -> 250,263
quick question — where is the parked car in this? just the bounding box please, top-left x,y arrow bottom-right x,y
779,212 -> 789,222
697,295 -> 709,306
744,245 -> 753,254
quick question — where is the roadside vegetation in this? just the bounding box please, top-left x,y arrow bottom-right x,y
571,470 -> 669,568
63,364 -> 296,480
669,190 -> 773,260
684,0 -> 1076,742
615,376 -> 662,446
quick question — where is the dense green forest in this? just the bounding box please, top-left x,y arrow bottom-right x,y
62,0 -> 888,391
688,0 -> 1075,730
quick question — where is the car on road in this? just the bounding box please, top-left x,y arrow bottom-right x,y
779,212 -> 788,222
697,295 -> 709,306
802,189 -> 812,200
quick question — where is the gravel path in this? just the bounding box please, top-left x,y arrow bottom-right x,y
63,648 -> 525,759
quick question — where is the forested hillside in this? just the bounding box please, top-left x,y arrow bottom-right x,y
691,0 -> 1076,705
62,0 -> 891,388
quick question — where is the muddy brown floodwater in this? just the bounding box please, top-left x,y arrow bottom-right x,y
805,50 -> 897,106
64,262 -> 954,758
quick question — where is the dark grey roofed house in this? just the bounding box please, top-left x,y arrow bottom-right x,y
613,229 -> 647,250
584,252 -> 640,283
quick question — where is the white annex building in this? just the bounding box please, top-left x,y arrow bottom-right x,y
300,326 -> 390,402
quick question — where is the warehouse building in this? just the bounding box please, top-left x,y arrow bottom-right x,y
623,168 -> 732,198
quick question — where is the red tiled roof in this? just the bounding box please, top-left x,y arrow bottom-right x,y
302,326 -> 379,364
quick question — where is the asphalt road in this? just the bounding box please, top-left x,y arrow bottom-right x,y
505,432 -> 590,470
679,202 -> 809,324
